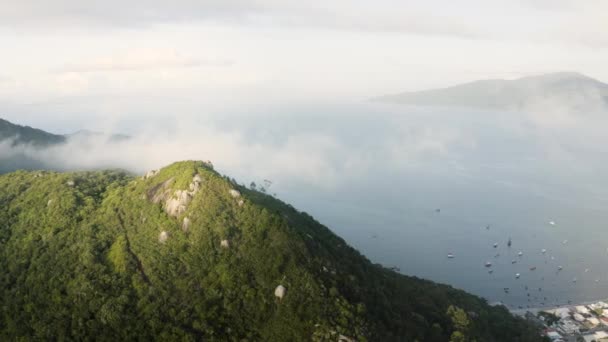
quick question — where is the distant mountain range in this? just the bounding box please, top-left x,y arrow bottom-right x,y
0,118 -> 130,173
374,72 -> 608,110
0,118 -> 129,146
0,118 -> 66,147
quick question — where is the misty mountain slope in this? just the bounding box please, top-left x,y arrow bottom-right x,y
0,161 -> 544,341
0,118 -> 66,146
374,72 -> 608,111
0,118 -> 130,174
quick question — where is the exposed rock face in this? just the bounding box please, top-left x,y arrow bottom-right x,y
144,170 -> 158,179
164,190 -> 192,217
229,189 -> 241,198
237,199 -> 244,207
47,199 -> 53,206
147,178 -> 175,204
159,231 -> 169,243
338,335 -> 355,342
274,285 -> 286,300
220,239 -> 230,248
182,217 -> 191,232
147,175 -> 205,218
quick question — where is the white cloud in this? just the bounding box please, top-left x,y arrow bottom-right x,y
55,49 -> 233,73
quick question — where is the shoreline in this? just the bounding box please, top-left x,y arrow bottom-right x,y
508,297 -> 608,316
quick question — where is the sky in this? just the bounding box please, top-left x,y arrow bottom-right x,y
1,0 -> 608,132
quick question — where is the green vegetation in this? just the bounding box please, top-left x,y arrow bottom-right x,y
0,161 -> 546,341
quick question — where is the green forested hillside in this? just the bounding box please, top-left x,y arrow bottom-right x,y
0,161 -> 545,341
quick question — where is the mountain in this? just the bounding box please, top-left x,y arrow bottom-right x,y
0,118 -> 66,146
66,129 -> 131,143
374,72 -> 608,110
0,161 -> 545,341
0,118 -> 130,174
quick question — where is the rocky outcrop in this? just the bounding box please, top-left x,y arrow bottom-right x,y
164,190 -> 192,217
144,170 -> 158,179
159,231 -> 169,243
220,239 -> 230,248
147,174 -> 204,218
182,217 -> 191,232
274,285 -> 286,300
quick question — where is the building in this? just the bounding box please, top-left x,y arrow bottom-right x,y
583,330 -> 608,342
588,317 -> 601,327
546,308 -> 571,319
545,330 -> 562,341
577,306 -> 591,315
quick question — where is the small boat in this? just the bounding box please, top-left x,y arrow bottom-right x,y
562,239 -> 568,245
511,259 -> 517,264
507,238 -> 512,247
584,268 -> 589,273
515,273 -> 521,279
549,221 -> 556,226
484,261 -> 492,267
529,266 -> 537,271
572,277 -> 577,283
557,265 -> 563,270
493,243 -> 498,248
488,269 -> 493,274
518,251 -> 523,256
447,253 -> 455,259
541,249 -> 547,254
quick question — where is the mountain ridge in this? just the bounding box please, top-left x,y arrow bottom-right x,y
374,72 -> 608,110
0,160 -> 545,341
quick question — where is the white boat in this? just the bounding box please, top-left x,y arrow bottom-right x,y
558,265 -> 563,270
549,221 -> 556,226
562,240 -> 568,245
518,251 -> 523,256
515,273 -> 521,279
484,261 -> 492,267
541,249 -> 547,254
447,253 -> 454,259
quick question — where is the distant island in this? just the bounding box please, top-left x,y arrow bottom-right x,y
373,72 -> 608,111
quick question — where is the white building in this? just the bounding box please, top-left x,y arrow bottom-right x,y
546,308 -> 571,319
546,331 -> 562,341
574,313 -> 585,322
587,317 -> 600,326
583,331 -> 608,342
577,306 -> 591,315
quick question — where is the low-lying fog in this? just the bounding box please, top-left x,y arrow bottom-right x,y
2,98 -> 608,308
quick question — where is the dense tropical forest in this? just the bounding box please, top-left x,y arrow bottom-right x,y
0,161 -> 546,341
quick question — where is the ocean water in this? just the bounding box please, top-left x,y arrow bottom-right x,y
226,102 -> 608,309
